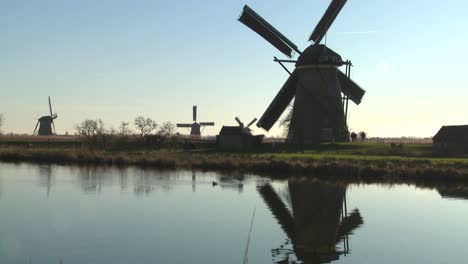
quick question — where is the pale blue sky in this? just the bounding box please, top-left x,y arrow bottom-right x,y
1,0 -> 467,137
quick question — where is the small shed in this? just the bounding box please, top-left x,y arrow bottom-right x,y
217,126 -> 264,151
433,125 -> 468,155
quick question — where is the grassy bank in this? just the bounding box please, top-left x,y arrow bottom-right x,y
1,146 -> 468,184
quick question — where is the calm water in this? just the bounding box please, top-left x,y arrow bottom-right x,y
1,163 -> 467,264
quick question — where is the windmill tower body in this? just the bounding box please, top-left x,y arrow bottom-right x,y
238,0 -> 366,144
37,116 -> 54,136
287,47 -> 348,144
190,123 -> 201,136
288,181 -> 346,251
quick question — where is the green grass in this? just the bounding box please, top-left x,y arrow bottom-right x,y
2,137 -> 468,184
266,142 -> 433,156
262,152 -> 468,163
1,145 -> 468,184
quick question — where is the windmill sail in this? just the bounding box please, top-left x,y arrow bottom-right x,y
199,122 -> 215,126
258,184 -> 295,240
176,124 -> 192,128
49,96 -> 53,117
309,0 -> 347,43
33,121 -> 40,135
247,118 -> 257,128
235,117 -> 244,127
338,70 -> 365,104
193,105 -> 197,122
239,5 -> 299,58
257,69 -> 298,131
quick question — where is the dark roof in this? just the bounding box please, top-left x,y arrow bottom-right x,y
433,125 -> 468,141
296,44 -> 344,66
219,126 -> 243,135
38,116 -> 53,122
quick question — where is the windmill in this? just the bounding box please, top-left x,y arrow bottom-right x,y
217,117 -> 263,151
176,105 -> 214,137
33,96 -> 58,136
258,181 -> 363,263
235,117 -> 257,135
238,0 -> 366,144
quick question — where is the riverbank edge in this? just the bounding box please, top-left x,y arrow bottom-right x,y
1,148 -> 468,184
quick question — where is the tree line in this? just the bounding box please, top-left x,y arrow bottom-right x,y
0,113 -> 3,134
74,116 -> 178,149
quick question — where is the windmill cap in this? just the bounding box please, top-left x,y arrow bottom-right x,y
38,116 -> 54,121
296,44 -> 344,67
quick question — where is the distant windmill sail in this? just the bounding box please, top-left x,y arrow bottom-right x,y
49,96 -> 53,116
193,105 -> 197,122
234,117 -> 257,135
235,117 -> 244,127
33,120 -> 40,135
199,122 -> 215,126
51,120 -> 56,134
246,118 -> 257,128
176,124 -> 192,128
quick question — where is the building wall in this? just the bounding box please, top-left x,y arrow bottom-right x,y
218,135 -> 244,151
288,67 -> 346,144
433,140 -> 468,155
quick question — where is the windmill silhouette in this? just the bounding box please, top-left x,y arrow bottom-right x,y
33,96 -> 58,136
238,0 -> 366,144
176,105 -> 214,137
258,180 -> 363,263
235,116 -> 257,135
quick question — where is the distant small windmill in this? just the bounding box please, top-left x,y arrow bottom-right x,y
177,105 -> 214,137
217,117 -> 263,151
235,117 -> 257,135
33,96 -> 58,136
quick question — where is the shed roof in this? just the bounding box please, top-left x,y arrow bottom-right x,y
219,126 -> 243,135
433,125 -> 468,141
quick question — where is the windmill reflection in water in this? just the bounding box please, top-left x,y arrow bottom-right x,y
257,180 -> 363,264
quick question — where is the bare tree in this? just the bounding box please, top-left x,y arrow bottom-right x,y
134,116 -> 158,139
75,119 -> 106,148
0,113 -> 4,134
158,121 -> 177,137
279,105 -> 293,137
108,126 -> 117,136
119,121 -> 132,136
